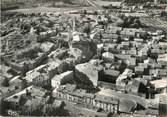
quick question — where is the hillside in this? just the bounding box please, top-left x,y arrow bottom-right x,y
1,0 -> 92,11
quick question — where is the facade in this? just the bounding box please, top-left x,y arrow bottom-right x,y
51,71 -> 74,92
54,84 -> 119,113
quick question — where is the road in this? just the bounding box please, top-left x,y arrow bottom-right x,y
86,0 -> 101,9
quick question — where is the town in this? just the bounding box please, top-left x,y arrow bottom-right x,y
0,0 -> 167,116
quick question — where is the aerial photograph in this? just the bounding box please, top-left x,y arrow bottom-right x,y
0,0 -> 167,116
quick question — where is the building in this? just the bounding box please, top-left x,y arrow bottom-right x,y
96,89 -> 146,113
33,74 -> 50,87
116,69 -> 133,87
155,93 -> 167,117
55,84 -> 119,113
52,71 -> 74,93
150,79 -> 167,93
102,52 -> 115,62
40,41 -> 55,52
4,86 -> 33,109
135,66 -> 144,75
69,31 -> 97,62
157,54 -> 167,65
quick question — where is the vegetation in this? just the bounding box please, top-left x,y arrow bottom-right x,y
1,78 -> 9,87
119,15 -> 142,28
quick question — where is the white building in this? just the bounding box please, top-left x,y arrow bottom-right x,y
52,71 -> 74,92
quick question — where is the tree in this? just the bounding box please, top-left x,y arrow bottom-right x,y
21,79 -> 28,89
47,95 -> 55,104
129,36 -> 134,41
60,101 -> 66,109
2,78 -> 9,87
0,98 -> 10,116
117,36 -> 122,44
22,62 -> 29,77
83,23 -> 91,37
31,105 -> 43,116
19,95 -> 27,106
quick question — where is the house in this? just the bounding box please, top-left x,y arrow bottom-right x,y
122,68 -> 133,77
159,42 -> 167,49
102,52 -> 115,62
60,32 -> 70,42
127,57 -> 136,66
155,93 -> 167,117
138,63 -> 148,69
116,75 -> 128,87
150,79 -> 167,93
131,41 -> 142,48
151,48 -> 160,54
116,69 -> 133,87
56,83 -> 95,106
23,98 -> 44,114
138,47 -> 148,58
96,89 -> 146,113
106,43 -> 117,49
55,84 -> 86,104
123,37 -> 129,41
27,52 -> 48,70
51,71 -> 74,92
157,69 -> 167,77
5,95 -> 21,110
143,75 -> 152,81
157,54 -> 167,65
93,94 -> 118,112
126,79 -> 147,97
55,84 -> 119,112
97,43 -> 104,49
24,61 -> 60,83
149,69 -> 159,78
40,41 -> 55,52
120,28 -> 136,37
69,31 -> 97,62
135,66 -> 144,75
106,26 -> 122,34
4,86 -> 33,109
134,38 -> 143,42
9,76 -> 22,90
149,62 -> 162,69
144,57 -> 156,64
33,74 -> 50,87
121,42 -> 130,50
115,54 -> 131,63
128,48 -> 137,56
24,71 -> 41,83
104,69 -> 120,77
42,100 -> 63,114
103,46 -> 110,52
135,78 -> 148,86
101,69 -> 120,83
48,49 -> 68,61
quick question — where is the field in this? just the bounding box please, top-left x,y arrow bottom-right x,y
140,17 -> 167,33
7,6 -> 99,14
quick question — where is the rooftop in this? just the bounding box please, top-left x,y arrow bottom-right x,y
97,89 -> 146,108
151,79 -> 167,89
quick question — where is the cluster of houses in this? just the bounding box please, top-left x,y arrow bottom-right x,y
1,7 -> 167,116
